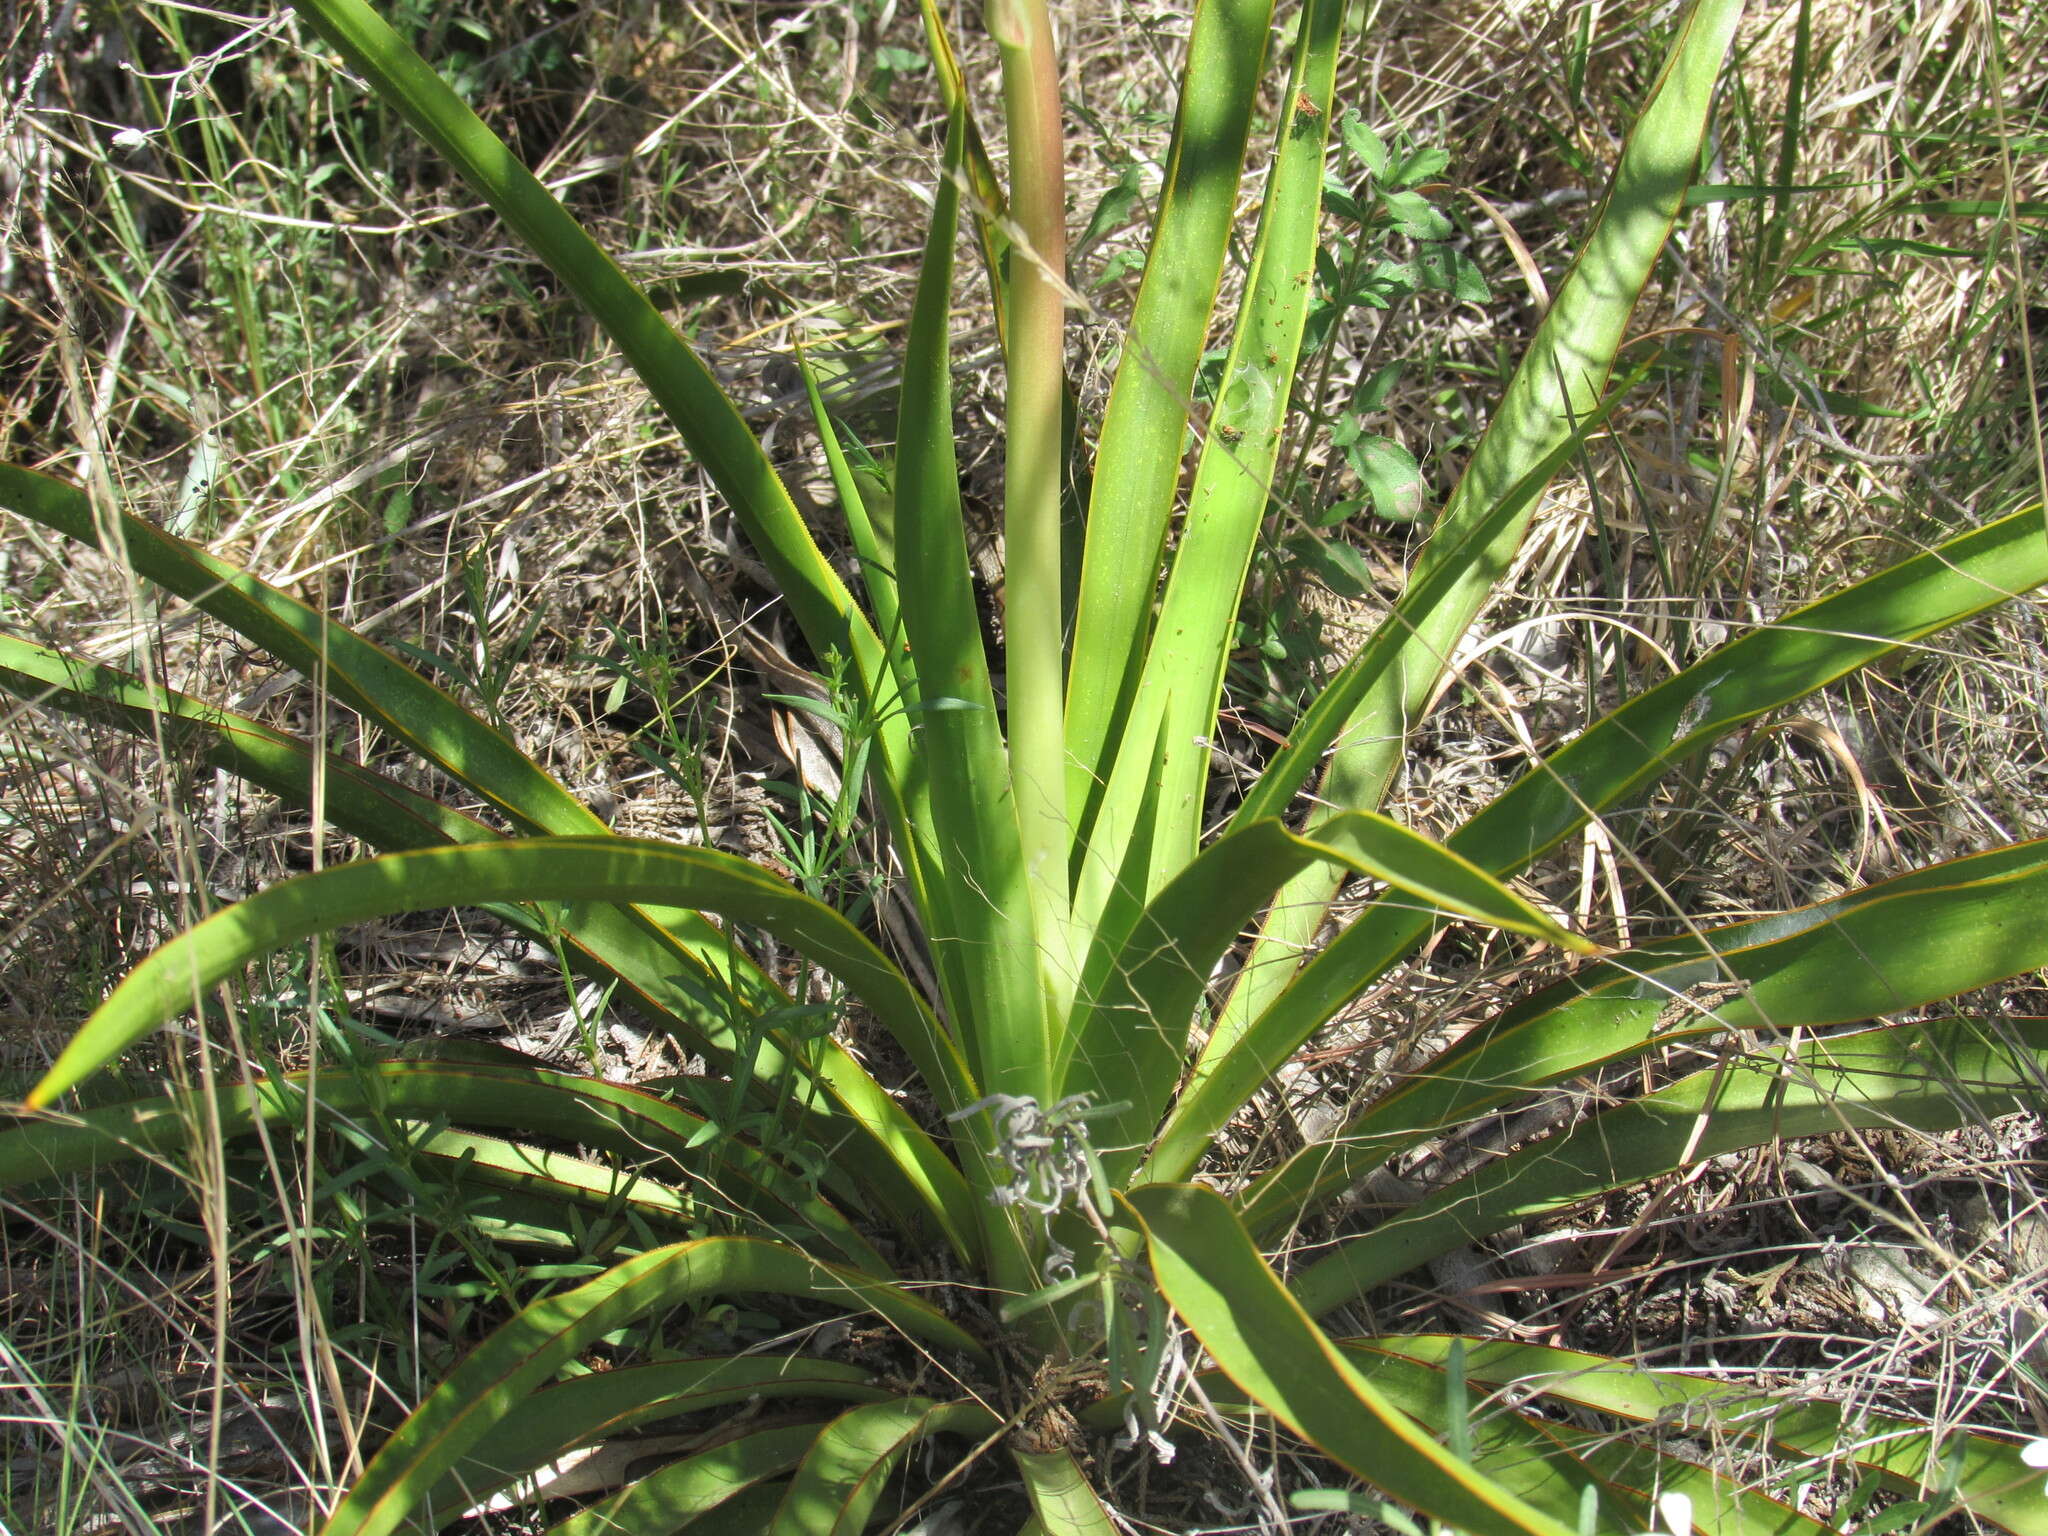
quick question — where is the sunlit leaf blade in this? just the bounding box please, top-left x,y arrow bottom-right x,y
890,106 -> 1046,1113
1209,0 -> 1745,1099
1324,0 -> 1749,817
1064,0 -> 1278,828
1125,1184 -> 1577,1536
408,1127 -> 705,1237
1449,504 -> 2048,877
1532,1421 -> 1826,1536
1290,1016 -> 2048,1317
0,464 -> 795,1038
1284,1341 -> 1828,1536
540,1423 -> 822,1536
769,1398 -> 999,1536
1159,506 -> 2048,1189
1238,836 -> 2048,1230
1366,1337 -> 2048,1536
1069,811 -> 1591,1174
433,1356 -> 882,1522
1079,1349 -> 1827,1536
1235,1347 -> 1813,1534
22,844 -> 983,1261
1223,377 -> 1644,837
319,1238 -> 988,1536
914,0 -> 1009,308
1077,0 -> 1341,933
1013,1448 -> 1120,1535
794,358 -> 911,717
28,837 -> 963,1110
1064,0 -> 1269,823
0,466 -> 613,839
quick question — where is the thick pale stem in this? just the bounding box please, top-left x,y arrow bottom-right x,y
990,0 -> 1074,1016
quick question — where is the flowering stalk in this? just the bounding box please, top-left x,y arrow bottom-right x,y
986,0 -> 1075,1026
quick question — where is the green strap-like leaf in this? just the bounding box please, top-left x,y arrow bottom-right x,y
1323,1343 -> 1828,1536
319,1238 -> 988,1536
1155,505 -> 2048,1188
1205,0 -> 1745,1103
1317,0 -> 1749,818
914,0 -> 1010,328
769,1397 -> 1000,1536
1196,1343 -> 1826,1536
1448,505 -> 2048,879
277,0 -> 929,866
1012,1448 -> 1120,1535
0,633 -> 507,851
0,467 -> 787,1035
889,107 -> 1047,1111
433,1357 -> 883,1522
1367,1336 -> 2048,1536
0,468 -> 615,838
26,838 -> 978,1233
1124,1184 -> 1578,1536
542,1423 -> 823,1536
1290,1016 -> 2048,1317
1084,1348 -> 1830,1536
0,632 -> 969,1251
1063,0 -> 1279,845
0,1058 -> 890,1273
1067,811 -> 1591,1175
1072,0 -> 1341,940
1238,836 -> 2048,1230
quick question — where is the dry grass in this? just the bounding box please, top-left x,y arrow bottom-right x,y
2,0 -> 2045,1529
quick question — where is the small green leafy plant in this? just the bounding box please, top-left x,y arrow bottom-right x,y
6,0 -> 2048,1532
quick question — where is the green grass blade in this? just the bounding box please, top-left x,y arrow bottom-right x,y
1075,0 -> 1341,935
915,0 -> 1010,329
1239,835 -> 2048,1231
407,1126 -> 715,1238
1063,0 -> 1276,829
0,465 -> 607,838
1321,1344 -> 1830,1536
889,107 -> 1048,1108
1291,1016 -> 2048,1317
1013,1449 -> 1120,1536
543,1423 -> 823,1536
769,1398 -> 1000,1536
1153,505 -> 2048,1187
1111,1347 -> 1830,1536
1068,811 -> 1591,1174
432,1357 -> 883,1522
1368,1336 -> 2048,1536
795,356 -> 912,714
1125,1183 -> 1578,1536
1446,504 -> 2048,877
1220,368 -> 1633,835
26,836 -> 970,1128
317,1237 -> 988,1536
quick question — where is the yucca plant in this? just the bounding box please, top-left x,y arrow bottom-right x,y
5,0 -> 2048,1531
